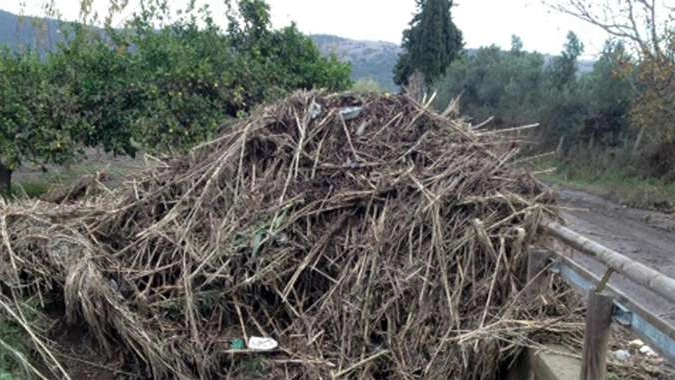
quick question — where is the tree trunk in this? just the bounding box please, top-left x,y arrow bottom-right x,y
405,70 -> 426,102
0,162 -> 12,195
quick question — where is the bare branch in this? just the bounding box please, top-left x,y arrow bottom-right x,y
543,0 -> 667,59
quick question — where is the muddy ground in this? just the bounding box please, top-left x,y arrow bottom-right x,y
554,187 -> 675,325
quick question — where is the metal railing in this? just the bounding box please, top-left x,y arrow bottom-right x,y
530,222 -> 675,380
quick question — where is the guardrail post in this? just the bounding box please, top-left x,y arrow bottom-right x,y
580,288 -> 613,380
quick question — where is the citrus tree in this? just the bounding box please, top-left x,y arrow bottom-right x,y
0,0 -> 352,193
0,49 -> 80,193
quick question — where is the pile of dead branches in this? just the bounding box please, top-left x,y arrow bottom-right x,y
1,91 -> 574,379
40,171 -> 110,204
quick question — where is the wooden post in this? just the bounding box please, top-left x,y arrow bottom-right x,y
580,289 -> 614,380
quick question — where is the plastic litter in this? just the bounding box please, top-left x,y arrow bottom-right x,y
310,101 -> 323,119
612,349 -> 631,362
340,106 -> 363,121
247,337 -> 278,351
628,339 -> 644,348
639,345 -> 658,357
230,339 -> 246,350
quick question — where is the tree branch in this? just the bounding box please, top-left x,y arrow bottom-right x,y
543,0 -> 662,58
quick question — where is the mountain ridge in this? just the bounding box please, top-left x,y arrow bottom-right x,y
0,8 -> 593,92
310,34 -> 401,91
0,9 -> 61,52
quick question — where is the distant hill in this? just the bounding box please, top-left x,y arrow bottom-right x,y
311,34 -> 401,92
0,9 -> 592,91
0,9 -> 62,52
577,59 -> 594,74
310,34 -> 594,92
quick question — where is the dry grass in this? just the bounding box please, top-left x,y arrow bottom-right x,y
0,91 -> 665,379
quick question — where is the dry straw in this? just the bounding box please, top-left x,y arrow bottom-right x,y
0,91 -> 632,379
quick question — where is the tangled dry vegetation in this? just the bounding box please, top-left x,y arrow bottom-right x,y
0,91 -> 623,379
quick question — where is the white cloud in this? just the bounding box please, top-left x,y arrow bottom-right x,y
264,0 -> 610,57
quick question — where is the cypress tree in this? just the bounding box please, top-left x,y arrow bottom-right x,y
394,0 -> 463,86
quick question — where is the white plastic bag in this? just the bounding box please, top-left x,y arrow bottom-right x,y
247,337 -> 278,351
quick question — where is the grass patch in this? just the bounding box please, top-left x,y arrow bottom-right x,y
0,297 -> 49,378
10,181 -> 52,199
0,319 -> 30,378
9,169 -> 82,199
535,153 -> 675,211
9,160 -> 135,200
235,358 -> 265,378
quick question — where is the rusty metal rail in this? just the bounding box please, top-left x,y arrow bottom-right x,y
532,222 -> 675,379
544,221 -> 675,304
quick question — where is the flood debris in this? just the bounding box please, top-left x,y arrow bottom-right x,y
247,337 -> 278,351
613,349 -> 632,362
40,171 -> 109,204
0,91 -> 652,379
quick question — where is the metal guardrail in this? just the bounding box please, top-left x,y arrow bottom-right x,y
548,250 -> 675,362
532,222 -> 675,379
545,222 -> 675,304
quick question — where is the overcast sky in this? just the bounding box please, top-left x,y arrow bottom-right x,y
2,0 -> 610,57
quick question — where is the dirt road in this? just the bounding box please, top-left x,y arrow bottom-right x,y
556,188 -> 675,324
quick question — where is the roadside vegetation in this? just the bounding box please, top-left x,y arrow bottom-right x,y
425,1 -> 674,210
538,153 -> 675,211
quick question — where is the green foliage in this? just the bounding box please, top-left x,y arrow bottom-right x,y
576,41 -> 634,146
545,0 -> 675,153
352,78 -> 385,94
547,31 -> 584,90
510,35 -> 524,54
119,20 -> 235,151
394,0 -> 463,86
531,32 -> 588,146
46,27 -> 138,155
435,42 -> 546,128
0,319 -> 28,377
435,33 -> 635,152
0,48 -> 81,193
0,0 -> 352,190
